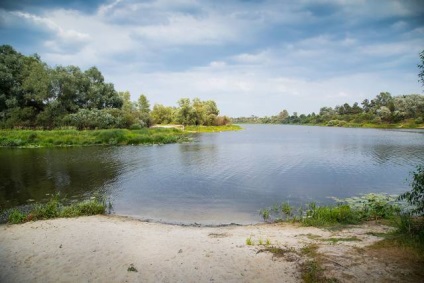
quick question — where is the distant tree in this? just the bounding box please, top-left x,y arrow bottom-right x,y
151,104 -> 175,124
176,98 -> 195,125
137,94 -> 150,114
361,99 -> 371,112
277,109 -> 289,123
137,94 -> 151,127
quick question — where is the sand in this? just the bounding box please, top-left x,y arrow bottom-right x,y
0,215 -> 411,282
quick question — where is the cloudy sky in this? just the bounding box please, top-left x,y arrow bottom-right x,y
1,0 -> 423,116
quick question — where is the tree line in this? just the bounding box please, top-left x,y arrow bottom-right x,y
233,92 -> 424,127
233,50 -> 424,127
0,45 -> 229,130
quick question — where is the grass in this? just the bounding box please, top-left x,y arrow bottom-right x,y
259,193 -> 403,227
259,193 -> 424,278
7,195 -> 106,224
0,128 -> 189,148
299,244 -> 339,283
184,124 -> 242,133
246,237 -> 253,246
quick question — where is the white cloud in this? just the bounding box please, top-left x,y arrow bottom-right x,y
10,11 -> 90,42
3,0 -> 422,117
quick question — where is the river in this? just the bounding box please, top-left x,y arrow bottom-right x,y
1,125 -> 424,224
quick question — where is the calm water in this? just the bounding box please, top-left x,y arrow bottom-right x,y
1,125 -> 424,224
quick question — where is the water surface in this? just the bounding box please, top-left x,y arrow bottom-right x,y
1,125 -> 424,224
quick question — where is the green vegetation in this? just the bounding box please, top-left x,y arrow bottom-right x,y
127,264 -> 138,272
7,195 -> 106,224
259,166 -> 424,261
184,124 -> 242,133
0,128 -> 189,147
398,165 -> 424,215
233,50 -> 424,129
259,193 -> 402,227
233,92 -> 424,129
246,236 -> 253,246
0,45 -> 233,130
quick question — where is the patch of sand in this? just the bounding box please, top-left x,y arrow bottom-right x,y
0,215 -> 413,282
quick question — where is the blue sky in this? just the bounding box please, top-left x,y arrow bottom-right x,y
1,0 -> 423,116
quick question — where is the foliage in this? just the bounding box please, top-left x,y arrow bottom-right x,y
0,45 -> 123,129
8,209 -> 26,224
398,166 -> 424,215
260,193 -> 405,227
6,195 -> 107,224
0,128 -> 189,147
0,45 -> 231,130
339,193 -> 401,221
232,92 -> 424,128
233,51 -> 424,128
246,237 -> 253,245
60,199 -> 106,217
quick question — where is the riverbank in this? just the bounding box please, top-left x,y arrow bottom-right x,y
0,125 -> 242,148
0,128 -> 188,147
0,215 -> 421,282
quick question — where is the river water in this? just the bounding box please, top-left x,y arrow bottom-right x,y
1,125 -> 424,224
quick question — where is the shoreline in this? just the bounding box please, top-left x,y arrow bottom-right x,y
0,214 -> 415,282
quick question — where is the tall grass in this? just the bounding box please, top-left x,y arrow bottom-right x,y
184,124 -> 242,133
7,195 -> 107,224
0,128 -> 188,147
259,193 -> 403,227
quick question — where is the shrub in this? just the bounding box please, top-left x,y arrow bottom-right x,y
398,166 -> 424,215
8,209 -> 26,224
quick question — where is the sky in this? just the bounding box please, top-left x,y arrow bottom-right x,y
0,0 -> 423,117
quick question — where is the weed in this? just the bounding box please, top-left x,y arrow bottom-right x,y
7,195 -> 107,224
321,236 -> 361,244
127,264 -> 138,272
246,237 -> 253,246
265,238 -> 271,246
8,209 -> 26,224
258,246 -> 294,258
259,208 -> 270,222
258,238 -> 264,245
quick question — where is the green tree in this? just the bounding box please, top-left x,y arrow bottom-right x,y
137,94 -> 150,114
176,98 -> 195,125
399,166 -> 424,215
151,104 -> 175,124
138,94 -> 151,127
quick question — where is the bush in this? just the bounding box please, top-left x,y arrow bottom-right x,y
8,209 -> 26,224
398,165 -> 424,215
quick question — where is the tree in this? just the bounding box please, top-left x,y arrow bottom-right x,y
137,94 -> 151,127
151,104 -> 175,124
176,98 -> 195,125
398,165 -> 424,215
137,94 -> 150,114
277,109 -> 289,123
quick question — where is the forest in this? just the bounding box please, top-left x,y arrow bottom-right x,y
0,45 -> 229,130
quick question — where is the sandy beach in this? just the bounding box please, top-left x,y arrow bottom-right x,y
0,215 -> 417,282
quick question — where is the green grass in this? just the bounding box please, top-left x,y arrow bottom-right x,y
184,124 -> 242,133
0,128 -> 189,147
7,195 -> 106,224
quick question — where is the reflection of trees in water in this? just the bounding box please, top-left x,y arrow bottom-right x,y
0,147 -> 123,209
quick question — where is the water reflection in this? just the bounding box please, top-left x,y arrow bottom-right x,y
0,147 -> 123,209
